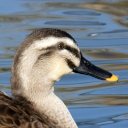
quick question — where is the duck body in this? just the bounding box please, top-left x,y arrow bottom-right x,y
0,28 -> 118,128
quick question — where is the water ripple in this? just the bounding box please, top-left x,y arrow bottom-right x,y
45,20 -> 106,26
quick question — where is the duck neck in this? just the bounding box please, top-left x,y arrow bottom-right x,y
12,77 -> 78,128
29,87 -> 78,128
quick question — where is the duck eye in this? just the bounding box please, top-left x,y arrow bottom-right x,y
58,43 -> 64,50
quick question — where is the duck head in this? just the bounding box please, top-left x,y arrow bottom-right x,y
11,28 -> 118,97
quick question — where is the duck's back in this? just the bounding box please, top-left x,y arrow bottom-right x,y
0,91 -> 53,128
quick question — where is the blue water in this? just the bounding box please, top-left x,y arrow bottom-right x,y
0,0 -> 128,127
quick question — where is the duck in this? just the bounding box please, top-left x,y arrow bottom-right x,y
0,28 -> 118,128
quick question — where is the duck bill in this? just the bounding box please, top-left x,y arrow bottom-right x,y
73,54 -> 118,82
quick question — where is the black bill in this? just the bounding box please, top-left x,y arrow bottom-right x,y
73,54 -> 118,81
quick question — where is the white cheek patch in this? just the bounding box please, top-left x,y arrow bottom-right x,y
50,59 -> 73,82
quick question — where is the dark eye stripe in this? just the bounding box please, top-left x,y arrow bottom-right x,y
38,51 -> 53,60
66,59 -> 76,69
39,44 -> 80,59
65,45 -> 80,58
39,46 -> 56,51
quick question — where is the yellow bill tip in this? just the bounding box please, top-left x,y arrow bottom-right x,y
106,74 -> 118,82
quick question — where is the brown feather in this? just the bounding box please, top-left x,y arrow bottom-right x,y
0,90 -> 59,128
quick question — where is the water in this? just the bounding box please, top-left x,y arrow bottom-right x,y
0,0 -> 128,127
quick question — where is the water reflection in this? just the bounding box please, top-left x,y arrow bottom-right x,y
0,16 -> 22,23
85,49 -> 128,59
0,0 -> 128,128
83,1 -> 128,27
45,20 -> 106,26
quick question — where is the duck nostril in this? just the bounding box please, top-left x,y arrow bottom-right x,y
86,61 -> 90,66
83,60 -> 90,66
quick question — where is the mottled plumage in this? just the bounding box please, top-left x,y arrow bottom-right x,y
0,91 -> 59,128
